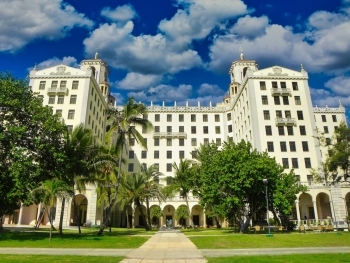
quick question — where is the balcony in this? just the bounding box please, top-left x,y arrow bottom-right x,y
275,118 -> 296,126
271,88 -> 291,96
47,87 -> 68,95
153,132 -> 187,138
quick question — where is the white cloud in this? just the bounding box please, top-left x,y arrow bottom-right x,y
0,0 -> 93,52
35,56 -> 79,70
229,15 -> 269,40
128,84 -> 193,103
116,73 -> 162,90
325,76 -> 350,96
198,83 -> 225,96
110,92 -> 125,106
101,5 -> 138,24
184,95 -> 224,107
307,11 -> 348,30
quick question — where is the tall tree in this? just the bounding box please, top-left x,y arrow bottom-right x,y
98,97 -> 153,235
0,73 -> 67,230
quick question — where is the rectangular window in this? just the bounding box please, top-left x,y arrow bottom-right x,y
167,126 -> 172,132
167,163 -> 172,172
60,81 -> 67,88
192,150 -> 198,159
260,81 -> 266,90
167,151 -> 172,159
263,110 -> 270,120
72,80 -> 79,89
56,109 -> 62,117
215,126 -> 221,134
167,138 -> 172,146
179,138 -> 184,146
215,114 -> 220,122
302,141 -> 309,151
297,111 -> 304,120
272,81 -> 278,89
179,114 -> 184,122
203,126 -> 209,134
305,158 -> 312,168
265,125 -> 272,136
57,95 -> 64,104
39,81 -> 46,90
203,114 -> 208,122
282,158 -> 289,168
128,151 -> 134,159
154,150 -> 159,159
67,125 -> 73,134
274,96 -> 280,105
332,115 -> 337,122
142,126 -> 147,134
154,138 -> 159,146
128,163 -> 134,172
129,138 -> 135,146
216,138 -> 221,146
280,141 -> 287,152
292,158 -> 299,168
179,150 -> 185,159
278,126 -> 285,135
276,110 -> 282,118
191,126 -> 196,134
191,138 -> 197,146
143,114 -> 148,120
204,138 -> 209,145
191,114 -> 196,122
144,138 -> 147,147
155,126 -> 160,132
155,114 -> 160,122
154,163 -> 159,172
285,110 -> 291,118
321,115 -> 326,122
324,126 -> 329,134
280,82 -> 286,89
228,125 -> 233,133
67,110 -> 75,119
227,113 -> 232,121
37,95 -> 44,101
292,82 -> 298,90
51,81 -> 58,88
262,96 -> 268,105
289,141 -> 296,152
267,141 -> 274,152
326,138 -> 331,146
299,126 -> 306,135
287,126 -> 294,135
179,126 -> 184,132
70,95 -> 77,104
294,96 -> 301,105
48,95 -> 55,104
167,114 -> 172,122
282,96 -> 289,105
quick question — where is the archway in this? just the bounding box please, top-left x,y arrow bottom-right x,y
70,194 -> 88,226
344,192 -> 350,216
163,205 -> 175,227
191,205 -> 203,227
316,192 -> 332,221
134,205 -> 147,227
299,193 -> 314,221
150,205 -> 162,227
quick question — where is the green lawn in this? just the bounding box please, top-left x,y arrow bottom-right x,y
0,228 -> 152,248
185,229 -> 350,249
206,253 -> 350,263
0,255 -> 124,263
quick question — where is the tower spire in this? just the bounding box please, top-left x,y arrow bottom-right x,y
239,47 -> 244,60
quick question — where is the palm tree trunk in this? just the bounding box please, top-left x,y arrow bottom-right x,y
73,197 -> 81,234
146,197 -> 151,227
126,208 -> 130,229
97,148 -> 123,235
59,197 -> 65,236
108,192 -> 111,233
184,194 -> 193,228
136,200 -> 149,231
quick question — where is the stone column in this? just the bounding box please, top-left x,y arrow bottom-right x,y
295,200 -> 301,224
17,203 -> 23,225
313,200 -> 319,222
203,212 -> 207,228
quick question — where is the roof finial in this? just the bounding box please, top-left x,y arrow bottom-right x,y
239,47 -> 244,60
32,63 -> 37,71
301,64 -> 305,72
95,52 -> 98,59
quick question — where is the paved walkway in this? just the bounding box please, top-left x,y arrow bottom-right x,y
120,230 -> 207,263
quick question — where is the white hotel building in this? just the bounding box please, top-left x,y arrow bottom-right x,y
4,53 -> 349,229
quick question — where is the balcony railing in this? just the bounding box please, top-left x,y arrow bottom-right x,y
275,117 -> 296,126
47,87 -> 68,94
271,88 -> 291,96
149,196 -> 199,202
153,132 -> 187,138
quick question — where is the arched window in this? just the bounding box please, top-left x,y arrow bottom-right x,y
243,67 -> 248,78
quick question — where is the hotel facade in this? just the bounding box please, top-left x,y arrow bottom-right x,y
3,53 -> 349,229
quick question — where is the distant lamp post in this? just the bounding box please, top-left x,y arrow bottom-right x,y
263,179 -> 273,237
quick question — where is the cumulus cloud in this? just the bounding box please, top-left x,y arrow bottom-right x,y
116,73 -> 162,90
325,76 -> 350,96
34,56 -> 79,70
197,83 -> 225,96
229,15 -> 269,40
101,4 -> 138,24
0,0 -> 93,52
110,92 -> 125,105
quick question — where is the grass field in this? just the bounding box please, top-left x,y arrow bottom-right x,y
0,255 -> 124,263
206,253 -> 350,262
0,227 -> 152,248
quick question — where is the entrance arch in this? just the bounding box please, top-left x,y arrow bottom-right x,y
163,205 -> 175,227
299,193 -> 314,220
316,192 -> 332,221
70,194 -> 88,226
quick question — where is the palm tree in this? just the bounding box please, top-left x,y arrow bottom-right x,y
98,97 -> 153,235
166,159 -> 195,227
175,206 -> 189,227
150,206 -> 163,228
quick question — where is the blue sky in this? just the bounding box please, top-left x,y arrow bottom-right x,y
1,0 -> 350,114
